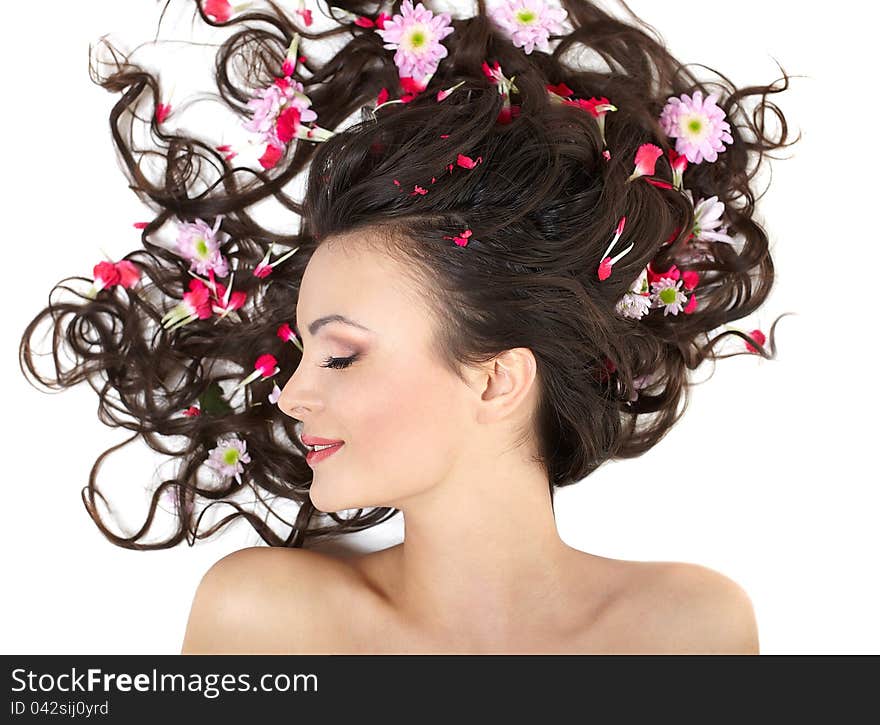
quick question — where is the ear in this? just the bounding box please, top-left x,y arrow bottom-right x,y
472,347 -> 538,425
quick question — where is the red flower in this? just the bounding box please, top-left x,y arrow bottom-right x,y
115,260 -> 141,289
155,103 -> 172,124
203,0 -> 233,22
745,329 -> 766,353
259,144 -> 284,169
275,106 -> 302,144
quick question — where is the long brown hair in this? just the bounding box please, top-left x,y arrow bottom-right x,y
18,0 -> 798,550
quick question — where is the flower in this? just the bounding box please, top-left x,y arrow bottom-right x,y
596,216 -> 631,281
651,277 -> 689,316
253,243 -> 299,278
627,143 -> 664,183
243,76 -> 319,150
207,272 -> 247,320
745,328 -> 766,353
182,405 -> 201,417
442,228 -> 474,247
659,90 -> 734,164
155,103 -> 172,124
87,258 -> 142,298
232,353 -> 281,392
667,148 -> 688,189
615,266 -> 652,320
205,435 -> 252,485
685,189 -> 737,244
161,278 -> 214,330
277,322 -> 304,351
268,383 -> 282,405
202,0 -> 252,23
374,0 -> 454,84
175,216 -> 229,277
489,0 -> 568,54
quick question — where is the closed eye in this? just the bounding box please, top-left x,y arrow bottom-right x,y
320,354 -> 358,370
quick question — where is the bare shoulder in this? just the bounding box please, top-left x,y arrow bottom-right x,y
180,546 -> 349,654
616,560 -> 760,654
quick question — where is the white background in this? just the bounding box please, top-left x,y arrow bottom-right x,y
2,0 -> 876,654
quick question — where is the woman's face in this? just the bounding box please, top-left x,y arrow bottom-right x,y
278,235 -> 474,513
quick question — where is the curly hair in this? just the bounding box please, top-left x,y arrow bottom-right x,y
18,0 -> 797,551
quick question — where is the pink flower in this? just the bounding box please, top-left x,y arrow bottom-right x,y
202,0 -> 252,23
456,153 -> 483,169
259,144 -> 284,169
615,266 -> 652,320
175,216 -> 229,277
233,353 -> 280,392
667,148 -> 688,189
659,90 -> 734,164
209,274 -> 247,319
745,329 -> 766,353
355,12 -> 391,28
243,76 -> 318,150
253,243 -> 298,278
374,0 -> 454,84
161,278 -> 214,330
155,103 -> 172,124
205,435 -> 252,485
489,0 -> 568,54
295,1 -> 312,26
627,143 -> 664,183
92,261 -> 120,292
442,228 -> 473,247
596,217 -> 631,281
278,322 -> 304,351
88,259 -> 141,298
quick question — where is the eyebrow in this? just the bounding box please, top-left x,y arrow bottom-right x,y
306,314 -> 373,336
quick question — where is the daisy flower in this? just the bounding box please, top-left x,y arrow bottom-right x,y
243,76 -> 318,147
651,277 -> 689,316
175,216 -> 229,277
205,435 -> 252,485
615,266 -> 652,320
374,0 -> 454,83
659,90 -> 734,164
685,189 -> 737,244
489,0 -> 568,55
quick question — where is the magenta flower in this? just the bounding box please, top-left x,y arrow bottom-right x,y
175,215 -> 229,277
627,143 -> 664,183
253,242 -> 299,278
243,76 -> 319,150
205,435 -> 252,485
659,90 -> 734,164
161,278 -> 214,330
232,353 -> 280,393
277,322 -> 304,352
374,0 -> 454,83
489,0 -> 568,55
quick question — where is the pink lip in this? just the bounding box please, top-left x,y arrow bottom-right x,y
306,442 -> 344,466
302,434 -> 345,446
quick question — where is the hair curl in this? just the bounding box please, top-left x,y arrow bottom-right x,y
19,0 -> 798,551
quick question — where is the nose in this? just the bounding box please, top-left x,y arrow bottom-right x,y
276,371 -> 322,420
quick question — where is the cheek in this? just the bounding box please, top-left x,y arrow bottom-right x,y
343,359 -> 463,480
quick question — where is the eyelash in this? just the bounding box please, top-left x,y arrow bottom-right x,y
320,354 -> 358,370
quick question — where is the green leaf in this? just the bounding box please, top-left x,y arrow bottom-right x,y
198,382 -> 233,415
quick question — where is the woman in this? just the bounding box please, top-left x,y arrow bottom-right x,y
20,0 -> 794,653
